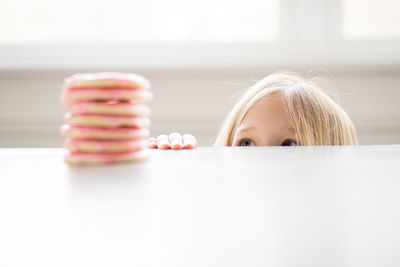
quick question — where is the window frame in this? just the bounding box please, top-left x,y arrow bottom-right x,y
1,0 -> 399,69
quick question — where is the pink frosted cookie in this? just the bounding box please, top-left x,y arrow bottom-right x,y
62,88 -> 153,103
64,149 -> 150,165
65,113 -> 151,128
61,125 -> 150,140
65,138 -> 146,153
66,101 -> 151,116
63,72 -> 151,89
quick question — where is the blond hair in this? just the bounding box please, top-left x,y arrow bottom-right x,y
214,72 -> 357,146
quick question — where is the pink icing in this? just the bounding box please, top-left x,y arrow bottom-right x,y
65,138 -> 146,152
65,148 -> 149,164
65,101 -> 150,116
65,113 -> 150,128
62,88 -> 153,103
67,87 -> 145,91
61,125 -> 150,139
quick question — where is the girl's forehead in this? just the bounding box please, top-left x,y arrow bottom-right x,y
243,94 -> 287,123
237,94 -> 293,134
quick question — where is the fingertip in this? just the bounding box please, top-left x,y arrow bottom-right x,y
156,134 -> 170,149
157,140 -> 171,150
158,143 -> 171,150
183,133 -> 197,149
183,133 -> 196,141
146,137 -> 157,148
171,140 -> 183,150
169,132 -> 183,149
157,134 -> 168,141
169,132 -> 181,141
171,144 -> 182,150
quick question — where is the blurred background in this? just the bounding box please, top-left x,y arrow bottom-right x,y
0,0 -> 399,146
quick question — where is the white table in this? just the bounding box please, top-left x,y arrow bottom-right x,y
1,146 -> 400,267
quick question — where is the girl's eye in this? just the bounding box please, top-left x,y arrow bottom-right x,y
281,140 -> 297,146
239,139 -> 256,146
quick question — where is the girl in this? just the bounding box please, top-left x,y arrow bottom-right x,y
147,72 -> 357,149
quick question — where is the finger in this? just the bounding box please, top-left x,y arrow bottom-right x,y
157,134 -> 170,149
146,137 -> 157,149
169,132 -> 183,150
183,133 -> 197,149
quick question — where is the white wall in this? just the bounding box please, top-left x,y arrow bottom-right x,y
0,66 -> 399,147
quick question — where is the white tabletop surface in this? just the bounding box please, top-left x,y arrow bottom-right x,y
1,146 -> 400,267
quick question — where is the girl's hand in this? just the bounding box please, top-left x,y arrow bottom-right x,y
146,132 -> 197,150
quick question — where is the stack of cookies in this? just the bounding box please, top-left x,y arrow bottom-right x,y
60,72 -> 153,165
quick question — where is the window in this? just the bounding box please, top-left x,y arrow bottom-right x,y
343,0 -> 400,40
0,0 -> 399,68
0,0 -> 279,44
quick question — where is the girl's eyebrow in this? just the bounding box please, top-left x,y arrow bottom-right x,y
236,125 -> 255,133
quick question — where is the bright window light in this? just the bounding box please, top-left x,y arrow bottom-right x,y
343,0 -> 400,40
0,0 -> 279,44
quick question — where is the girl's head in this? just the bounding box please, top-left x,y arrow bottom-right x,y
214,72 -> 357,146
